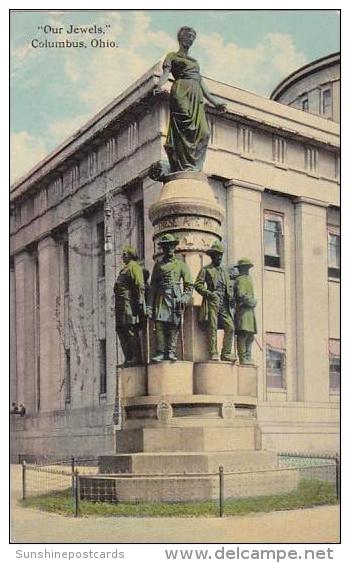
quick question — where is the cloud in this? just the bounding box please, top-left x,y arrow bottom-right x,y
59,14 -> 306,115
198,31 -> 307,95
10,132 -> 48,183
62,11 -> 175,113
128,12 -> 176,51
10,42 -> 35,80
10,12 -> 308,182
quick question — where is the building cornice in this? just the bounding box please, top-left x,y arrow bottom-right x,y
11,62 -> 339,203
270,52 -> 340,101
10,61 -> 163,199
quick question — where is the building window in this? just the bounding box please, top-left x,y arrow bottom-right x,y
128,121 -> 139,151
64,349 -> 71,404
72,164 -> 80,187
264,212 -> 284,268
273,136 -> 287,165
334,154 -> 340,180
35,252 -> 41,411
327,227 -> 340,279
322,89 -> 332,118
329,339 -> 340,392
135,200 -> 145,261
97,222 -> 105,278
239,126 -> 253,155
266,333 -> 286,389
53,177 -> 63,200
304,146 -> 319,175
302,97 -> 309,112
106,138 -> 117,164
99,339 -> 107,395
88,152 -> 98,177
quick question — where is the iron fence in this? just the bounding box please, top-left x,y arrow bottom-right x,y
17,452 -> 340,518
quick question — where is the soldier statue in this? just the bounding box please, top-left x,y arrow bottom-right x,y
234,258 -> 257,364
150,233 -> 192,362
194,240 -> 236,362
114,246 -> 146,367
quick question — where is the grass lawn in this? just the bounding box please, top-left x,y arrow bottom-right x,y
20,479 -> 338,518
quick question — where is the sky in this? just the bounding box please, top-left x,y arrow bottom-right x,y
10,9 -> 340,183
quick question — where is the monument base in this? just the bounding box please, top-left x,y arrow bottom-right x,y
81,454 -> 299,502
83,314 -> 299,501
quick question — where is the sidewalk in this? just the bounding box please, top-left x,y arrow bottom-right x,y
11,502 -> 340,543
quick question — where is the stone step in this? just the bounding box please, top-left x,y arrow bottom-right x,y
79,467 -> 299,502
99,450 -> 277,474
115,425 -> 259,453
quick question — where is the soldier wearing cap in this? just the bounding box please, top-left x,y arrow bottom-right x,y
194,240 -> 236,362
150,233 -> 192,362
114,245 -> 146,367
234,258 -> 257,364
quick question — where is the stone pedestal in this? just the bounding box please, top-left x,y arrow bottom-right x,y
120,366 -> 146,397
194,362 -> 238,395
149,172 -> 224,281
193,363 -> 257,397
147,361 -> 193,395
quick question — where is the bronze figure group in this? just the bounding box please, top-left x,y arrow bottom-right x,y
114,28 -> 257,367
114,237 -> 257,367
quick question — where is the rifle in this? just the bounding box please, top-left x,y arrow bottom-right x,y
179,305 -> 185,361
145,314 -> 151,365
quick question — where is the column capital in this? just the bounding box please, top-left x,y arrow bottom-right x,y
13,248 -> 31,264
37,234 -> 58,252
225,178 -> 265,193
68,215 -> 90,234
142,175 -> 162,191
293,196 -> 329,208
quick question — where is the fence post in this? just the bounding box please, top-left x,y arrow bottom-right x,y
219,465 -> 224,517
71,457 -> 75,501
335,455 -> 340,500
74,470 -> 80,518
21,460 -> 26,501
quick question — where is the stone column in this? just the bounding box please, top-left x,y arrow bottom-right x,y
226,179 -> 264,398
37,236 -> 61,412
108,190 -> 132,424
142,176 -> 162,273
294,197 -> 329,402
103,198 -> 118,404
68,216 -> 94,407
10,265 -> 17,403
14,250 -> 36,413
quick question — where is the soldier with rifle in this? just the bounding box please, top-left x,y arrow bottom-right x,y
150,233 -> 192,362
195,240 -> 236,362
114,245 -> 146,367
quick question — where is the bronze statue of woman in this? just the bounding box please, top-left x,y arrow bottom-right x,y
154,26 -> 226,172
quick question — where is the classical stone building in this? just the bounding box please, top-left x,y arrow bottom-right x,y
271,52 -> 340,122
10,55 -> 340,460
